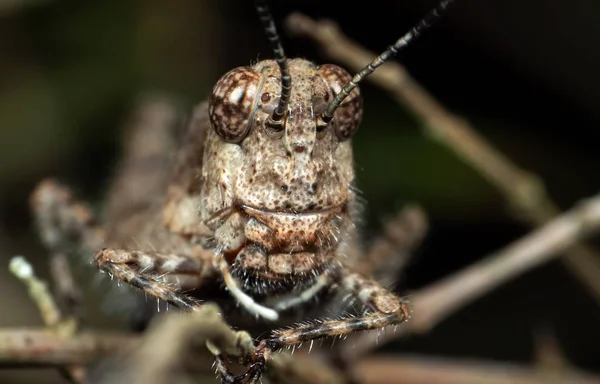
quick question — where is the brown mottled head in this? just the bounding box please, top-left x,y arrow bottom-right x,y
201,58 -> 364,296
203,58 -> 363,217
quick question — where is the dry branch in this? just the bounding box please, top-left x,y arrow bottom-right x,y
284,12 -> 600,306
533,325 -> 571,371
88,304 -> 255,384
0,306 -> 345,384
0,329 -> 134,366
9,256 -> 84,381
9,256 -> 63,328
341,191 -> 600,360
356,355 -> 600,384
49,252 -> 83,321
5,191 -> 600,381
2,329 -> 599,384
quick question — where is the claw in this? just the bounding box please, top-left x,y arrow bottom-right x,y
213,340 -> 271,384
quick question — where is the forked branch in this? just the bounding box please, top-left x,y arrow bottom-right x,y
9,256 -> 85,382
341,191 -> 600,360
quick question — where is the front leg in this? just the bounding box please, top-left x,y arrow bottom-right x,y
215,269 -> 410,383
94,247 -> 215,311
267,271 -> 410,348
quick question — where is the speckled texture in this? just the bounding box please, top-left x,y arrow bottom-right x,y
209,68 -> 262,143
203,58 -> 363,295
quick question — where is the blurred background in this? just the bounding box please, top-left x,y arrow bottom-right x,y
1,0 -> 600,382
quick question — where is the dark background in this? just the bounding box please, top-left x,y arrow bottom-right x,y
1,0 -> 600,382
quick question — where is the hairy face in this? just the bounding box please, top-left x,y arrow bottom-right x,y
201,58 -> 363,294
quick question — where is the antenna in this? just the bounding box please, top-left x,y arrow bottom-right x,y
255,0 -> 292,125
320,0 -> 458,125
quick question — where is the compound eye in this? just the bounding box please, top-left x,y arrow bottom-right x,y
317,64 -> 363,141
209,67 -> 262,143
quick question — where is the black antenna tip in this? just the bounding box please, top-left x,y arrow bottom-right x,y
322,0 -> 458,122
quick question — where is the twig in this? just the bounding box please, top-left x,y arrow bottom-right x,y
0,307 -> 346,384
363,204 -> 429,286
266,351 -> 348,384
534,324 -> 571,371
9,256 -> 63,328
101,303 -> 349,384
341,192 -> 600,360
284,12 -> 600,305
0,329 -> 135,366
356,355 -> 600,384
2,328 -> 599,384
120,304 -> 254,384
49,252 -> 83,322
9,256 -> 84,382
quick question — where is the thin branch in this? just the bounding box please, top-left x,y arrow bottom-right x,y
0,329 -> 134,366
87,303 -> 254,384
121,304 -> 352,384
9,256 -> 63,327
356,355 -> 600,384
49,252 -> 83,322
284,12 -> 600,305
341,192 -> 600,360
265,351 -> 348,384
360,204 -> 429,285
534,324 -> 571,371
2,329 -> 599,384
9,256 -> 84,382
0,313 -> 348,384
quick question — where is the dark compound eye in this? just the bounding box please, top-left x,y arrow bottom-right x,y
317,64 -> 363,141
209,67 -> 262,143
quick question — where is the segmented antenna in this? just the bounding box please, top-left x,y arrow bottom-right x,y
255,0 -> 291,124
320,0 -> 457,124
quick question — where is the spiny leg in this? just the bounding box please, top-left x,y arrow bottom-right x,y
31,179 -> 105,253
215,270 -> 410,383
268,272 -> 410,348
103,95 -> 183,241
94,248 -> 215,311
30,179 -> 105,318
360,204 -> 428,284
